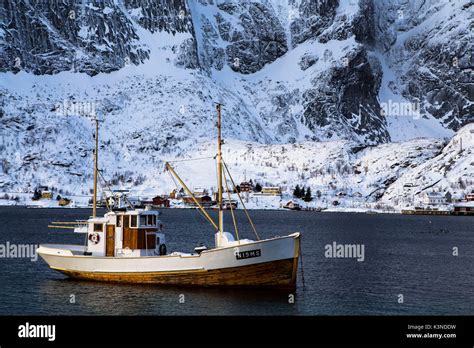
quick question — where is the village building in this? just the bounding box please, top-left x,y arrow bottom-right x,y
453,201 -> 474,215
223,199 -> 238,209
152,195 -> 170,208
464,193 -> 474,202
240,182 -> 252,193
41,190 -> 53,199
58,198 -> 71,206
421,192 -> 446,206
127,196 -> 144,207
183,195 -> 213,207
193,187 -> 207,196
261,186 -> 281,196
283,201 -> 301,210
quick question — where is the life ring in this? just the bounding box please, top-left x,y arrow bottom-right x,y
89,233 -> 100,245
159,243 -> 167,256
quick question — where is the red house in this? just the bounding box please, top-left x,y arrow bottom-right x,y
152,195 -> 170,208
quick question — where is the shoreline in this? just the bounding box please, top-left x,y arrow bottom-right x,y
0,203 -> 461,216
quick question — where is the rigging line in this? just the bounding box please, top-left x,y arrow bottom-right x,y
222,160 -> 260,241
165,165 -> 208,225
165,162 -> 218,231
98,169 -> 134,210
97,169 -> 133,210
97,173 -> 111,211
222,167 -> 240,243
166,166 -> 211,229
166,165 -> 181,193
97,170 -> 120,211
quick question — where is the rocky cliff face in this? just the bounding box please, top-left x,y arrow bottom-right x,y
2,1 -> 470,135
373,0 -> 473,131
0,0 -> 150,75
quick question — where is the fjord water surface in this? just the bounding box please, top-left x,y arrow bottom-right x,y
0,207 -> 472,315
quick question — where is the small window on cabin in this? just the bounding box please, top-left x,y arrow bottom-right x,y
153,215 -> 157,226
117,216 -> 122,227
147,215 -> 153,226
131,215 -> 137,228
93,224 -> 103,232
140,215 -> 147,226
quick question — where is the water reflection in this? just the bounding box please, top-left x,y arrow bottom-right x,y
37,278 -> 298,315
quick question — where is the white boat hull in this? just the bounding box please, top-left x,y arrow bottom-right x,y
37,233 -> 301,289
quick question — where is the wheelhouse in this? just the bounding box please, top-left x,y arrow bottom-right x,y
83,208 -> 165,257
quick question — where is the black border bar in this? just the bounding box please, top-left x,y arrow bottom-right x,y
0,316 -> 473,346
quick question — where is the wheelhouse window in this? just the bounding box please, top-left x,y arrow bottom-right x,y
117,216 -> 122,227
140,215 -> 147,226
131,215 -> 137,228
147,215 -> 154,226
93,223 -> 103,232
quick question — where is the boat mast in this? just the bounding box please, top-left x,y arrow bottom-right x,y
216,103 -> 224,239
92,117 -> 99,218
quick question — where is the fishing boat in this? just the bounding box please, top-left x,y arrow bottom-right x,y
37,104 -> 301,289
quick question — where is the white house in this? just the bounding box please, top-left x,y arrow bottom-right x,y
422,192 -> 446,206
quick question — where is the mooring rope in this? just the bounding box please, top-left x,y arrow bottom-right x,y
299,237 -> 306,290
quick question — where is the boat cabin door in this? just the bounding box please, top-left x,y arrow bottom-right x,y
106,225 -> 115,257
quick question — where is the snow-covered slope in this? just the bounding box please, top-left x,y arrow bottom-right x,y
382,123 -> 474,206
0,0 -> 472,207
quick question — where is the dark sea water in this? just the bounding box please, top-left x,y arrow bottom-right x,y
0,207 -> 472,315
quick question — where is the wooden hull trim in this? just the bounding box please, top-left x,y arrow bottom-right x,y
53,258 -> 298,289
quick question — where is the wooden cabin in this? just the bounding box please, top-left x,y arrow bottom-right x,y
85,208 -> 165,257
152,195 -> 170,208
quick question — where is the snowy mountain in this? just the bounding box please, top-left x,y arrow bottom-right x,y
0,0 -> 472,206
